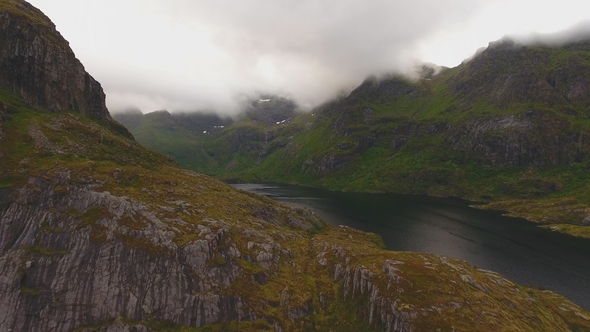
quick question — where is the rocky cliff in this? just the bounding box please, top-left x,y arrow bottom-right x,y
0,0 -> 111,122
1,1 -> 590,331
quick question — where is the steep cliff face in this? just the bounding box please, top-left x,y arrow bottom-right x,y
0,0 -> 111,122
315,102 -> 586,170
0,161 -> 317,331
447,111 -> 587,167
448,39 -> 590,108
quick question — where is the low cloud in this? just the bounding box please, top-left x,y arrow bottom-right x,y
27,0 -> 590,114
511,20 -> 590,46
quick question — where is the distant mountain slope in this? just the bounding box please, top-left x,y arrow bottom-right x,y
113,95 -> 299,171
114,109 -> 232,170
243,94 -> 298,124
122,38 -> 590,239
6,1 -> 589,331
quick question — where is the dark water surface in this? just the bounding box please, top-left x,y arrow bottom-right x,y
233,183 -> 590,310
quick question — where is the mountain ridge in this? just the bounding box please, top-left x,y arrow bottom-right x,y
0,0 -> 113,123
117,36 -> 590,239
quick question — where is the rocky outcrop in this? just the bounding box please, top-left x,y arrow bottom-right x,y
300,104 -> 587,176
0,0 -> 111,122
301,153 -> 353,176
0,100 -> 17,122
0,106 -> 325,331
0,171 -> 248,331
312,226 -> 590,332
348,75 -> 425,104
448,39 -> 575,108
447,111 -> 587,167
0,159 -> 326,331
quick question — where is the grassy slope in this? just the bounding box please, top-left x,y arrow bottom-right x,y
4,88 -> 590,330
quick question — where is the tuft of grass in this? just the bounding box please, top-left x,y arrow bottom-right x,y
21,245 -> 70,256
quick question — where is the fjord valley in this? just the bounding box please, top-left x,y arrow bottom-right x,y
1,0 -> 590,331
234,183 -> 590,312
116,37 -> 590,240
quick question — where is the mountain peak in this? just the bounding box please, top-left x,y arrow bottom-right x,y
0,0 -> 111,122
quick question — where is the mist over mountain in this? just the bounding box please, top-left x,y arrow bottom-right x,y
27,0 -> 590,115
510,20 -> 590,46
110,24 -> 590,119
119,32 -> 590,242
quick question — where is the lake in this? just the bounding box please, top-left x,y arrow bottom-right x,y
233,183 -> 590,310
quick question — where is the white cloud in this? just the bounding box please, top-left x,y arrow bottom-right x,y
27,0 -> 590,114
419,0 -> 590,67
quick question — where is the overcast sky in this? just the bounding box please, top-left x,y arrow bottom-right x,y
27,0 -> 590,114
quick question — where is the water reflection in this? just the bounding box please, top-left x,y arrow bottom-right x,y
233,183 -> 590,310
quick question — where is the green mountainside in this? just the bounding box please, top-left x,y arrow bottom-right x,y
116,38 -> 590,239
113,95 -> 298,172
2,0 -> 590,331
113,108 -> 232,170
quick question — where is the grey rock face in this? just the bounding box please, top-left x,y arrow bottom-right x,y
447,112 -> 586,167
349,109 -> 584,170
314,239 -> 416,332
0,157 -> 429,332
349,75 -> 424,104
0,172 -> 255,332
301,153 -> 354,176
0,2 -> 111,122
